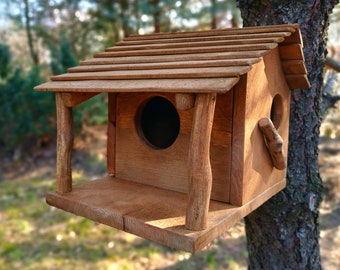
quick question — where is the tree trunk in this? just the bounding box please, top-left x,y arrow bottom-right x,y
120,0 -> 130,38
23,0 -> 39,65
211,0 -> 217,29
151,0 -> 161,33
237,0 -> 339,269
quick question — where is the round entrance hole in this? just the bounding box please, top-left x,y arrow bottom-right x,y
136,96 -> 180,149
270,94 -> 283,129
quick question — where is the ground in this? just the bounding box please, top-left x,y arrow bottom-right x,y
318,138 -> 340,270
0,120 -> 339,269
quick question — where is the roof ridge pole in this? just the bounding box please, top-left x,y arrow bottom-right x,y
185,93 -> 216,231
55,93 -> 73,194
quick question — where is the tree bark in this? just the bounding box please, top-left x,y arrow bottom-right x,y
237,0 -> 339,269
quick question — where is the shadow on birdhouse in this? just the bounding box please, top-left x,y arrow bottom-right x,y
35,24 -> 310,253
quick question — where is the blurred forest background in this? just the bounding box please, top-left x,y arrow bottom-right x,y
0,0 -> 339,269
0,0 -> 242,157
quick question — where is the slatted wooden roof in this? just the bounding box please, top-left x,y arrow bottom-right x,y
35,24 -> 310,93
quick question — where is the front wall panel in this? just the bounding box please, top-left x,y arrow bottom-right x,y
115,92 -> 233,202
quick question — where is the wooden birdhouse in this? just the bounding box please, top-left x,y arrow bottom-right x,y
35,24 -> 310,253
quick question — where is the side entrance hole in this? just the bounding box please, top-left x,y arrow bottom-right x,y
270,94 -> 283,129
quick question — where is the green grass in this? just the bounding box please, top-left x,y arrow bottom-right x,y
0,165 -> 247,270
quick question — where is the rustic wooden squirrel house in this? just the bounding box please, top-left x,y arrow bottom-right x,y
35,24 -> 310,253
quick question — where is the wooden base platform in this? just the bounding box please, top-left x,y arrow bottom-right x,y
46,176 -> 286,253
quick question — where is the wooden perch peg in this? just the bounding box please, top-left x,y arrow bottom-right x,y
258,118 -> 286,170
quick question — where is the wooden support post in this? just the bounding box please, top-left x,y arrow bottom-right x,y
107,93 -> 117,175
55,93 -> 73,194
186,93 -> 216,231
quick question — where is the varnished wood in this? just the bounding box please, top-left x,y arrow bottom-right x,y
94,43 -> 278,58
107,37 -> 284,52
175,93 -> 195,110
115,92 -> 233,203
278,44 -> 304,60
34,78 -> 240,93
281,60 -> 307,74
186,93 -> 216,231
55,93 -> 73,194
124,24 -> 298,41
81,51 -> 267,65
69,58 -> 260,73
46,176 -> 286,253
107,93 -> 116,175
230,48 -> 290,206
116,32 -> 292,46
61,92 -> 99,107
258,118 -> 286,170
52,66 -> 251,81
279,26 -> 303,46
229,76 -> 247,206
285,74 -> 311,89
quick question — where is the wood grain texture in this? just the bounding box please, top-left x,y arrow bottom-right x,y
175,93 -> 195,110
230,47 -> 290,206
285,74 -> 311,89
115,32 -> 292,46
279,44 -> 304,60
107,37 -> 284,52
107,93 -> 117,175
124,24 -> 298,41
281,60 -> 307,74
186,93 -> 216,231
55,93 -> 73,194
61,92 -> 99,107
80,51 -> 267,65
45,176 -> 286,253
69,58 -> 260,73
115,92 -> 233,203
258,118 -> 286,170
34,78 -> 240,93
94,43 -> 278,58
51,66 -> 251,81
229,75 -> 247,206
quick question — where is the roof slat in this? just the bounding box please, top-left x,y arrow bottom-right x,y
281,60 -> 307,74
279,44 -> 304,60
115,32 -> 292,46
52,66 -> 251,81
69,58 -> 260,73
81,50 -> 268,66
280,28 -> 303,46
35,78 -> 240,93
124,24 -> 298,41
285,74 -> 310,89
95,43 -> 278,57
108,37 -> 285,52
